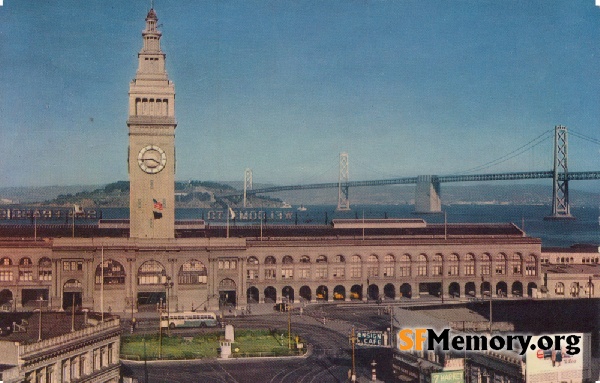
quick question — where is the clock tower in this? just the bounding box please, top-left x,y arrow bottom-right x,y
127,8 -> 176,238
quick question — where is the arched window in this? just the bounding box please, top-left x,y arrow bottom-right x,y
368,254 -> 379,263
417,254 -> 428,276
431,254 -> 443,276
399,254 -> 411,277
39,257 -> 52,281
95,259 -> 125,285
19,257 -> 32,267
464,253 -> 475,276
138,260 -> 165,285
334,255 -> 345,263
512,253 -> 523,275
300,255 -> 311,264
480,253 -> 491,275
526,254 -> 537,276
264,256 -> 276,280
555,282 -> 564,295
350,255 -> 362,278
282,255 -> 294,264
265,256 -> 277,265
18,257 -> 33,281
247,256 -> 259,265
316,255 -> 328,263
384,254 -> 395,263
0,257 -> 13,282
179,259 -> 207,284
447,253 -> 459,276
570,282 -> 580,297
495,253 -> 507,275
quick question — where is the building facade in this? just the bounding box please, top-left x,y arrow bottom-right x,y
0,313 -> 121,383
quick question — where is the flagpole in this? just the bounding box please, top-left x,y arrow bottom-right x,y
72,206 -> 75,238
226,206 -> 230,238
101,245 -> 104,321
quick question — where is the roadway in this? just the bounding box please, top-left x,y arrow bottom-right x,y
122,302 -> 396,382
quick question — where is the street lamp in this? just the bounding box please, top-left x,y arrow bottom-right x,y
349,327 -> 357,382
37,295 -> 45,342
158,297 -> 163,359
285,294 -> 292,350
164,276 -> 174,336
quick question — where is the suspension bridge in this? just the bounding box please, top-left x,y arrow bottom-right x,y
228,126 -> 600,219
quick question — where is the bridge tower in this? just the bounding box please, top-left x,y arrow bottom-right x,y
414,175 -> 442,214
337,152 -> 350,211
243,168 -> 252,208
546,125 -> 574,220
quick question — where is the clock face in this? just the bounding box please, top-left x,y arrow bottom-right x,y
138,145 -> 167,174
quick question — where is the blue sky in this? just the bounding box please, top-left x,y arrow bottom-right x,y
2,1 -> 600,187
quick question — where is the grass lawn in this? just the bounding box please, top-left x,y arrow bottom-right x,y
121,329 -> 304,360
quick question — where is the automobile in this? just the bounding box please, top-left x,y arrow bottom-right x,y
273,303 -> 290,312
333,292 -> 344,300
350,292 -> 360,299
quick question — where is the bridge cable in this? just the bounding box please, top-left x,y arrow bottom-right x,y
569,129 -> 600,146
452,129 -> 553,175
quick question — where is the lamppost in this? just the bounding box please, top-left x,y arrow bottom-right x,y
349,327 -> 357,382
37,295 -> 45,342
164,276 -> 173,336
158,297 -> 163,359
482,275 -> 492,332
285,294 -> 292,350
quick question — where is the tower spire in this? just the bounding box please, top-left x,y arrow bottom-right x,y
127,8 -> 177,239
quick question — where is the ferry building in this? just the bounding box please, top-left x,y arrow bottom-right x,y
0,8 -> 577,316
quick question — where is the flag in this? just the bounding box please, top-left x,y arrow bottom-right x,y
153,199 -> 163,219
73,204 -> 84,215
228,207 -> 236,220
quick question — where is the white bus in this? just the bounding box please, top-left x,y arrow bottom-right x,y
160,311 -> 218,329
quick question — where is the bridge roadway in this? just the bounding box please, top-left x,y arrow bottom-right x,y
228,170 -> 600,197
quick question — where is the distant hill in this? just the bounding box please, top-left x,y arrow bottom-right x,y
0,181 -> 598,207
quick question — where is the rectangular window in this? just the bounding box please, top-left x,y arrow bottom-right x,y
315,268 -> 327,279
367,266 -> 379,277
281,268 -> 293,279
481,265 -> 490,275
383,266 -> 394,277
399,267 -> 410,277
218,259 -> 237,270
447,266 -> 458,276
333,267 -> 345,278
298,268 -> 310,279
464,265 -> 474,276
350,266 -> 361,278
417,265 -> 427,276
19,270 -> 33,281
432,266 -> 442,276
63,261 -> 83,271
0,271 -> 13,281
39,270 -> 52,281
495,265 -> 505,275
246,269 -> 258,279
265,268 -> 276,280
